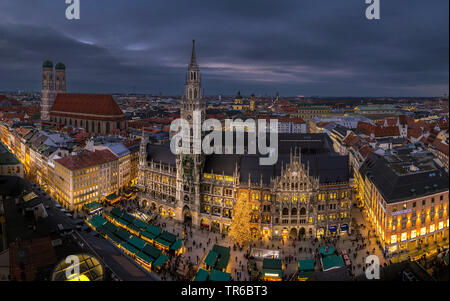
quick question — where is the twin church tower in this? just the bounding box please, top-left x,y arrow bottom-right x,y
41,61 -> 66,121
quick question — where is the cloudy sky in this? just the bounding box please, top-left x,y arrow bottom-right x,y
0,0 -> 448,96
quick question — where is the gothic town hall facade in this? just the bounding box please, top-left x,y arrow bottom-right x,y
137,41 -> 353,240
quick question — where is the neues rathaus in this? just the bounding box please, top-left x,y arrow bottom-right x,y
137,41 -> 352,240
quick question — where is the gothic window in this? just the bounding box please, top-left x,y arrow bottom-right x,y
300,207 -> 306,216
282,208 -> 289,216
291,208 -> 298,216
189,89 -> 193,99
194,89 -> 197,98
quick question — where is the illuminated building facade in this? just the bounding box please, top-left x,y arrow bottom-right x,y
359,149 -> 449,256
137,42 -> 352,239
53,150 -> 119,212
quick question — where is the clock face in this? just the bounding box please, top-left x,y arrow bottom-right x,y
186,114 -> 192,121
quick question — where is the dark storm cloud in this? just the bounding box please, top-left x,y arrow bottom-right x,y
0,0 -> 448,96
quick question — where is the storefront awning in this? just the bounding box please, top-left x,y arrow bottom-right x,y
341,224 -> 348,231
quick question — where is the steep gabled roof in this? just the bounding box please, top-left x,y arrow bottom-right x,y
50,93 -> 124,117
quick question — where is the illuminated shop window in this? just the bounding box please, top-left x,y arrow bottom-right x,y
420,227 -> 426,236
411,230 -> 417,239
430,224 -> 435,233
401,232 -> 407,242
391,234 -> 397,244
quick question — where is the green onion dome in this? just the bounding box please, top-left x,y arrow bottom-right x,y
42,60 -> 53,68
55,62 -> 66,70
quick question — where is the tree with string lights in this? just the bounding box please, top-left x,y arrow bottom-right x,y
228,192 -> 252,246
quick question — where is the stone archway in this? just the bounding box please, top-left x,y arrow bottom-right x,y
289,228 -> 298,239
299,227 -> 306,237
183,205 -> 192,225
140,199 -> 148,209
299,207 -> 306,216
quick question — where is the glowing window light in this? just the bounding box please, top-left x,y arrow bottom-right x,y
411,230 -> 416,239
430,224 -> 435,233
420,227 -> 426,236
391,234 -> 397,244
401,232 -> 407,242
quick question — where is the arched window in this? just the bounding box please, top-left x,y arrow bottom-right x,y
291,208 -> 298,216
91,121 -> 94,132
282,208 -> 289,216
300,207 -> 306,216
194,89 -> 197,98
117,121 -> 120,130
106,122 -> 110,134
75,119 -> 78,127
189,89 -> 193,99
97,122 -> 100,133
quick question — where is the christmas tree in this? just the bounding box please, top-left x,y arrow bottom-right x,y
228,193 -> 252,245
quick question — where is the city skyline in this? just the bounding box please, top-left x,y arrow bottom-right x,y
0,0 -> 448,97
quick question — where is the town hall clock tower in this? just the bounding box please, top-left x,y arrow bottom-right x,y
176,40 -> 206,226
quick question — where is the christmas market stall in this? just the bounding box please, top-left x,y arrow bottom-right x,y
261,258 -> 283,281
297,259 -> 315,281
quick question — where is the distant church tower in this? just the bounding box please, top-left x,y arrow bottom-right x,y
54,62 -> 67,95
41,60 -> 54,121
176,40 -> 206,226
250,94 -> 255,111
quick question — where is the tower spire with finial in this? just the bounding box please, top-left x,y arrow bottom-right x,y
190,39 -> 197,66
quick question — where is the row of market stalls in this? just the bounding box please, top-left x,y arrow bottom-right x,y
194,245 -> 232,281
105,207 -> 183,254
86,208 -> 182,273
82,201 -> 103,215
103,186 -> 139,206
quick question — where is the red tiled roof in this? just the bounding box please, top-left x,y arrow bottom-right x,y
407,127 -> 422,139
359,145 -> 373,158
357,121 -> 399,137
316,121 -> 330,128
384,118 -> 398,127
278,117 -> 306,124
50,93 -> 124,117
55,149 -> 118,170
431,141 -> 449,156
123,139 -> 140,148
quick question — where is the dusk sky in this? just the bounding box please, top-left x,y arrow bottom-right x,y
0,0 -> 448,97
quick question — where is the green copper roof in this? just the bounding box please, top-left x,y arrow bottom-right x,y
43,60 -> 53,68
194,269 -> 209,281
55,62 -> 66,70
